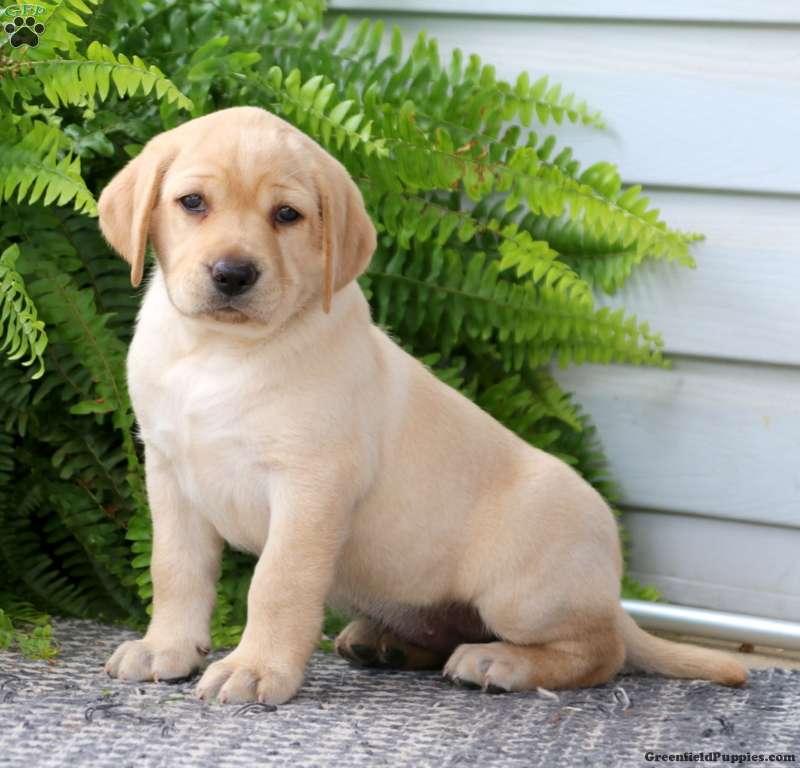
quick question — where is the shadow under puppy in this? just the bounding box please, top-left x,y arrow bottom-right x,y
99,106 -> 747,704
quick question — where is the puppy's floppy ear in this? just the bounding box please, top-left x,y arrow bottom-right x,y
316,157 -> 377,313
98,136 -> 176,287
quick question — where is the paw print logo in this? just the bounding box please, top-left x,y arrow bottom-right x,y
4,15 -> 44,47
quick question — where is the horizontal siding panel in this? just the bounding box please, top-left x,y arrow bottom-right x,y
330,1 -> 800,24
597,191 -> 800,366
333,13 -> 800,194
623,510 -> 800,621
554,359 -> 800,528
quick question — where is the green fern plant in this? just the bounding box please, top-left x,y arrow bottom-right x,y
0,244 -> 47,379
0,0 -> 693,652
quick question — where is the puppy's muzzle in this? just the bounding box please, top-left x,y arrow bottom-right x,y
210,259 -> 259,297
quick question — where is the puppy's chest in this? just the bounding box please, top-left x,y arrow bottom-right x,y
136,353 -> 275,552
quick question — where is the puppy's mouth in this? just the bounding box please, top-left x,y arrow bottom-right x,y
208,305 -> 250,324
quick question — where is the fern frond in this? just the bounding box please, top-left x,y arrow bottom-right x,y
48,480 -> 143,621
0,244 -> 47,378
470,183 -> 697,295
377,127 -> 692,268
210,548 -> 254,648
32,41 -> 193,109
13,240 -> 147,512
408,30 -> 605,129
0,595 -> 58,659
260,66 -> 388,158
0,482 -> 94,617
365,187 -> 592,307
0,592 -> 50,627
313,19 -> 604,131
26,265 -> 130,419
366,241 -> 665,369
0,120 -> 96,213
36,0 -> 101,55
0,361 -> 35,435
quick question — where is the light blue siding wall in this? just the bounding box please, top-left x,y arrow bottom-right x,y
330,1 -> 800,620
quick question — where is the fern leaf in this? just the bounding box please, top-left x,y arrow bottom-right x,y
0,245 -> 47,379
0,121 -> 96,214
366,186 -> 592,307
260,66 -> 389,158
378,129 -> 693,267
31,41 -> 192,110
366,241 -> 665,369
316,20 -> 604,132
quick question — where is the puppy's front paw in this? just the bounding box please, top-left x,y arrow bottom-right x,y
195,650 -> 303,705
105,638 -> 205,682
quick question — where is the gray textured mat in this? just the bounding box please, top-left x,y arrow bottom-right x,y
0,620 -> 798,767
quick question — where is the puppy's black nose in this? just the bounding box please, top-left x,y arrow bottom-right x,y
210,259 -> 259,297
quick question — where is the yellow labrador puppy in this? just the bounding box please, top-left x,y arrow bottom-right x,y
99,107 -> 746,704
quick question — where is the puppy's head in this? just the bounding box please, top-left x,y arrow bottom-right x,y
98,107 -> 376,327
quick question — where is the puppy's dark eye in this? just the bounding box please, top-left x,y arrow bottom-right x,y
275,205 -> 301,224
179,194 -> 206,213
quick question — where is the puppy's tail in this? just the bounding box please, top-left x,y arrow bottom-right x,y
620,610 -> 748,686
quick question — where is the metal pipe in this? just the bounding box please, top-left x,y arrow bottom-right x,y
622,599 -> 800,651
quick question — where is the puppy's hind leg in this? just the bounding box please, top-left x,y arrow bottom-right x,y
335,616 -> 383,667
444,592 -> 625,692
444,633 -> 624,693
335,616 -> 448,670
